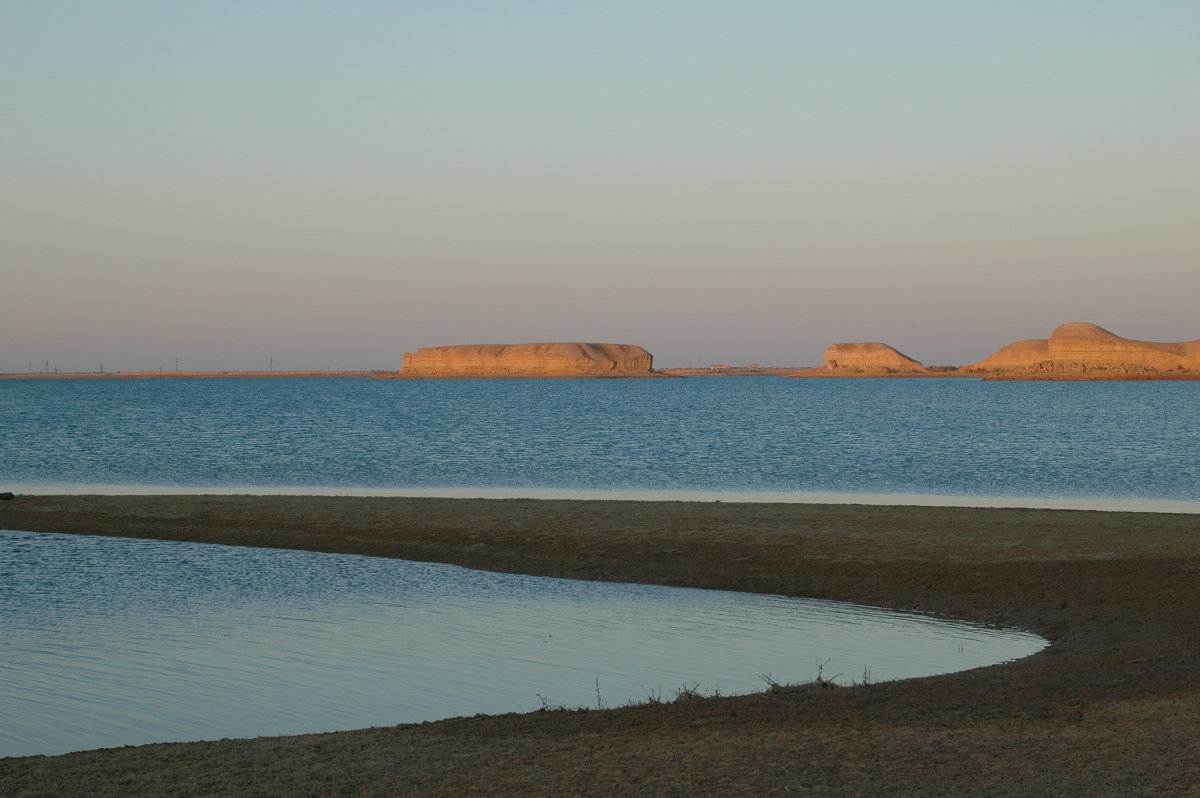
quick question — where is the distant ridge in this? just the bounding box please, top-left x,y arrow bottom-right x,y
389,342 -> 657,378
822,342 -> 927,373
968,322 -> 1200,376
787,321 -> 1200,380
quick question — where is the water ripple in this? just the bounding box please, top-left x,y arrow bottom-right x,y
0,530 -> 1045,758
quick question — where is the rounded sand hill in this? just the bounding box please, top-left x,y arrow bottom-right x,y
823,342 -> 927,373
398,343 -> 654,377
968,322 -> 1200,374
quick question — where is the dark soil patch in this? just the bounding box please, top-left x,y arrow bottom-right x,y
1,495 -> 1197,796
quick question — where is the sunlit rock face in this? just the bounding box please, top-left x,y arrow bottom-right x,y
1047,322 -> 1200,369
968,323 -> 1200,372
823,343 -> 927,372
400,343 -> 654,376
967,339 -> 1051,370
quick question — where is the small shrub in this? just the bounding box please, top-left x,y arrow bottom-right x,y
536,693 -> 566,712
672,682 -> 705,702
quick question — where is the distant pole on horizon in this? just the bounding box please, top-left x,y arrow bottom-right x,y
175,357 -> 179,372
270,355 -> 273,372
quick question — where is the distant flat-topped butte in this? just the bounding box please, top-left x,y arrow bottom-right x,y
822,342 -> 928,373
6,323 -> 1196,382
385,342 -> 667,378
965,321 -> 1200,378
787,321 -> 1200,380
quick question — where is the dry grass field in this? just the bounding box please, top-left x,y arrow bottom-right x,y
1,495 -> 1197,796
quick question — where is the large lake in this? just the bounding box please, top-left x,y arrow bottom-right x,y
0,530 -> 1046,758
0,377 -> 1196,508
0,376 -> 1188,757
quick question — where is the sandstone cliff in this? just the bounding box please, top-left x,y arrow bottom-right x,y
823,342 -> 927,373
967,339 -> 1050,370
968,322 -> 1200,374
398,343 -> 654,377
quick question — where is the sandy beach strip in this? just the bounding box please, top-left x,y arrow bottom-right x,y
1,495 -> 1197,796
0,371 -> 375,380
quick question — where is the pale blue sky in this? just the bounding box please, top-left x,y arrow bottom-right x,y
4,2 -> 1198,370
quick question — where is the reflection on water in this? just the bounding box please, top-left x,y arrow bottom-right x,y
0,530 -> 1047,758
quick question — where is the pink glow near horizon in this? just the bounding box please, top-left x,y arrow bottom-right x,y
4,3 -> 1197,372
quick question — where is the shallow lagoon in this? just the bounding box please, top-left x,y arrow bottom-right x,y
0,530 -> 1046,758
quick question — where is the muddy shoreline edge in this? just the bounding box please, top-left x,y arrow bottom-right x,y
2,495 -> 1197,796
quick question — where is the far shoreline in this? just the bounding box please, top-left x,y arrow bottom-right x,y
7,483 -> 1199,515
0,370 -> 377,380
5,367 -> 1199,381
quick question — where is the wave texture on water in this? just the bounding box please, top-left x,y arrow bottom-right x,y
1,377 -> 1196,504
0,530 -> 1046,758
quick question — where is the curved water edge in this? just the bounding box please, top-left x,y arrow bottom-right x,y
0,530 -> 1048,759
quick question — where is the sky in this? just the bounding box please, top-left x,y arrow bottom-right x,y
3,2 -> 1198,371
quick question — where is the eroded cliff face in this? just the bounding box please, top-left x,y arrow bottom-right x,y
823,342 -> 927,372
967,339 -> 1051,370
1048,322 -> 1200,369
399,343 -> 654,376
968,323 -> 1200,374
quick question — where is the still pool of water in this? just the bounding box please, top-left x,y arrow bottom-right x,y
0,530 -> 1047,758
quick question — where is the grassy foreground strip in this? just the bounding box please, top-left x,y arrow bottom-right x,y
1,495 -> 1198,797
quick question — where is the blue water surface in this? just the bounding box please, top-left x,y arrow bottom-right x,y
0,529 -> 1046,757
0,377 -> 1196,502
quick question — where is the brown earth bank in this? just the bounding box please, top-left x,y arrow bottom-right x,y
985,371 -> 1200,381
787,368 -> 1200,380
1,495 -> 1198,797
658,366 -> 807,377
786,367 -> 974,379
379,371 -> 680,380
0,372 -> 377,380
